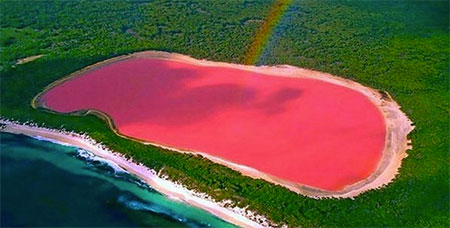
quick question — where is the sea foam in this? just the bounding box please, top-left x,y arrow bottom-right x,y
75,148 -> 128,174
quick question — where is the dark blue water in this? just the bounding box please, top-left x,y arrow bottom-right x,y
0,132 -> 236,227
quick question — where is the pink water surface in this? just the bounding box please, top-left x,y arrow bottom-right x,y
41,58 -> 386,191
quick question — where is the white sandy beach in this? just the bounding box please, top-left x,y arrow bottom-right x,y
0,119 -> 272,228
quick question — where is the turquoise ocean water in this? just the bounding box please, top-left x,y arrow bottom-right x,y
0,132 -> 236,227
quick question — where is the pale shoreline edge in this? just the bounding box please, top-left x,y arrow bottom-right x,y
0,119 -> 273,228
32,51 -> 415,198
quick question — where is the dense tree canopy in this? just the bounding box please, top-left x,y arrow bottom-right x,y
1,0 -> 448,227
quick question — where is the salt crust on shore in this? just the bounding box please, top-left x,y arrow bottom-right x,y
0,119 -> 276,228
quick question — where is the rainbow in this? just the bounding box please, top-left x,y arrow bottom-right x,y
244,0 -> 293,65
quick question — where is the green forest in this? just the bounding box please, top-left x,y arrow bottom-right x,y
1,0 -> 448,227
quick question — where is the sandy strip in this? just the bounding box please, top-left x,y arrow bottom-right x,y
0,120 -> 270,228
32,51 -> 414,198
16,54 -> 44,65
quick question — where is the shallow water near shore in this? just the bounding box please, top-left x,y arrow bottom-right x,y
0,132 -> 236,227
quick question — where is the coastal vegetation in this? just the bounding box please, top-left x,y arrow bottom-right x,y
1,0 -> 448,227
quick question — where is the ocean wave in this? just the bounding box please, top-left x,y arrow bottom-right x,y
73,149 -> 156,192
29,135 -> 129,176
75,149 -> 128,174
31,135 -> 73,147
117,194 -> 211,228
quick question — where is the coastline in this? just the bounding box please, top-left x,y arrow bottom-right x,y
32,51 -> 415,198
0,119 -> 272,228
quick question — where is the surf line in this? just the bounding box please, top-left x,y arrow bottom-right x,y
0,119 -> 272,228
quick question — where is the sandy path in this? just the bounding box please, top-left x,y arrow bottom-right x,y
0,120 -> 268,228
16,54 -> 44,65
32,51 -> 414,198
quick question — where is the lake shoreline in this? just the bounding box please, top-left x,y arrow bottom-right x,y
0,119 -> 271,228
